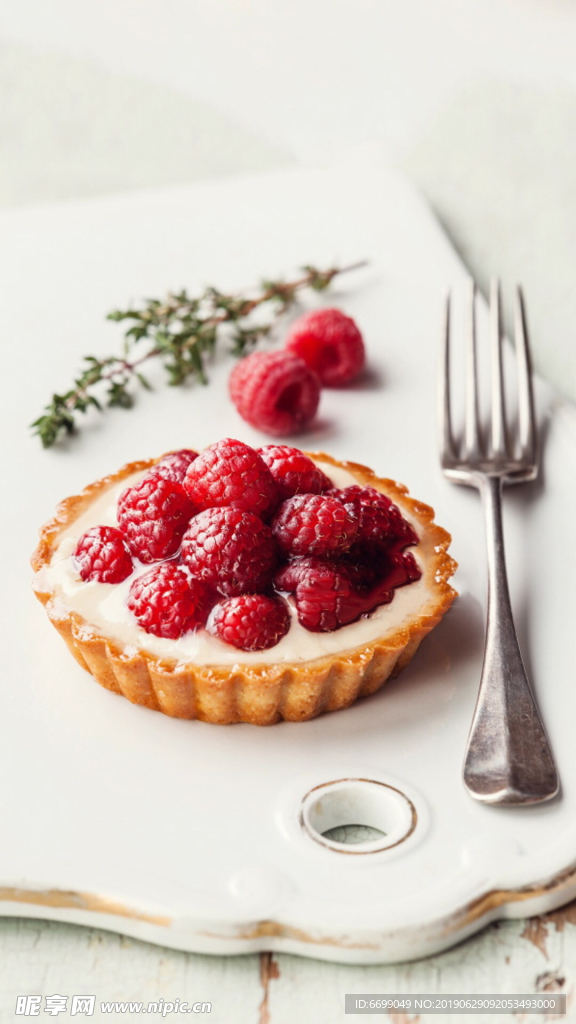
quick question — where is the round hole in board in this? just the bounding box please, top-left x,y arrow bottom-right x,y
300,778 -> 417,854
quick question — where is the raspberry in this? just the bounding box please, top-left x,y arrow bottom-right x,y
387,503 -> 419,547
229,351 -> 320,436
117,475 -> 196,563
257,445 -> 332,500
271,494 -> 357,558
181,508 -> 276,597
208,594 -> 290,652
294,561 -> 365,632
275,555 -> 365,594
127,563 -> 207,639
148,449 -> 198,484
274,556 -> 326,592
342,543 -> 387,590
184,439 -> 278,519
398,551 -> 422,585
336,486 -> 418,548
74,526 -> 133,584
346,544 -> 421,592
284,308 -> 365,386
292,553 -> 421,633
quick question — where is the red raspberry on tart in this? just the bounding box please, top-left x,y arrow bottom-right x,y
208,594 -> 290,652
257,445 -> 332,500
336,485 -> 418,549
292,559 -> 366,633
281,549 -> 424,632
74,526 -> 133,584
32,444 -> 456,725
145,448 -> 198,485
184,438 -> 278,519
117,475 -> 195,563
128,563 -> 208,640
271,493 -> 358,558
181,507 -> 276,597
274,555 -> 330,592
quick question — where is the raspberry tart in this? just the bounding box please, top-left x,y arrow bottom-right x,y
31,440 -> 457,725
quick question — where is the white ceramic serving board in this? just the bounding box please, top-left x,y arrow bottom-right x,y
2,157 -> 576,964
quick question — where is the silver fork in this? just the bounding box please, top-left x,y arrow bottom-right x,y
440,280 -> 559,806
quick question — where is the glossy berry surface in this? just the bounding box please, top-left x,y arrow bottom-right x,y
334,485 -> 394,542
291,551 -> 421,633
271,493 -> 358,558
208,594 -> 290,652
293,560 -> 365,632
284,307 -> 365,386
335,485 -> 419,562
229,350 -> 321,436
181,507 -> 277,597
147,449 -> 199,485
274,556 -> 328,593
117,475 -> 195,563
184,438 -> 278,519
257,445 -> 331,500
127,563 -> 208,639
74,525 -> 133,584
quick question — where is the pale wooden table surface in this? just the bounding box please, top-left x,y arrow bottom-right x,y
0,908 -> 574,1022
3,3 -> 576,1018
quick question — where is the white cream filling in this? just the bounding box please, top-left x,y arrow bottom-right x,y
38,461 -> 434,666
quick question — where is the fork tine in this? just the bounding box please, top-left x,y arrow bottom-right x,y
490,278 -> 508,457
514,286 -> 537,462
465,279 -> 481,457
438,291 -> 455,460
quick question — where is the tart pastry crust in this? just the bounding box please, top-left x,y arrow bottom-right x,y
31,453 -> 457,725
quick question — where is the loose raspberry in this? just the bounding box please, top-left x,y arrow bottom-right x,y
184,439 -> 278,519
284,308 -> 365,386
271,494 -> 357,558
127,563 -> 207,639
181,508 -> 276,597
229,351 -> 320,436
257,445 -> 332,500
74,525 -> 133,584
336,485 -> 418,549
148,449 -> 199,484
208,594 -> 290,652
117,475 -> 196,563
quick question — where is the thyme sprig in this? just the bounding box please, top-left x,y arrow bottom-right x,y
32,261 -> 366,448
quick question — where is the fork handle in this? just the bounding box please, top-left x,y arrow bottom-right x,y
463,475 -> 559,805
